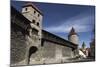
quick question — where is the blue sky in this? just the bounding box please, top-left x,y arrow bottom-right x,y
11,1 -> 95,48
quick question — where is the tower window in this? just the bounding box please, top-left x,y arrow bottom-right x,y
37,22 -> 39,26
34,11 -> 36,14
38,14 -> 40,17
32,28 -> 38,35
32,20 -> 35,24
25,8 -> 27,11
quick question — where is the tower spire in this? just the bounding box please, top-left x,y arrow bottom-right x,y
68,27 -> 77,37
82,42 -> 86,49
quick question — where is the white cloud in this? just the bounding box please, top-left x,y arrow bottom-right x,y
44,13 -> 94,33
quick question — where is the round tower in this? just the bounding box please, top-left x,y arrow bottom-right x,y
68,27 -> 79,45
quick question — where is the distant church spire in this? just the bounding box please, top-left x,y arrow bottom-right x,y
82,42 -> 86,49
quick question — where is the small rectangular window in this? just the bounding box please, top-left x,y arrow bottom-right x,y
32,20 -> 35,24
25,8 -> 27,11
38,14 -> 40,17
34,11 -> 36,14
37,22 -> 39,26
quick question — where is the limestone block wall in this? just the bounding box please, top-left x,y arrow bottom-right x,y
42,41 -> 56,58
11,23 -> 28,65
41,41 -> 60,64
62,46 -> 72,57
41,40 -> 74,64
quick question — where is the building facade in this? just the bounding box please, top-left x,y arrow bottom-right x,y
11,3 -> 79,66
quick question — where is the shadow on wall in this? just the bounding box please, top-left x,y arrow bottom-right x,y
28,46 -> 38,64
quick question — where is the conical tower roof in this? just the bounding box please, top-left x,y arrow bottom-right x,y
68,27 -> 77,37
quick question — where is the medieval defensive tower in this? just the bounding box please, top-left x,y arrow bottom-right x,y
22,3 -> 43,41
68,27 -> 79,45
22,3 -> 43,64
